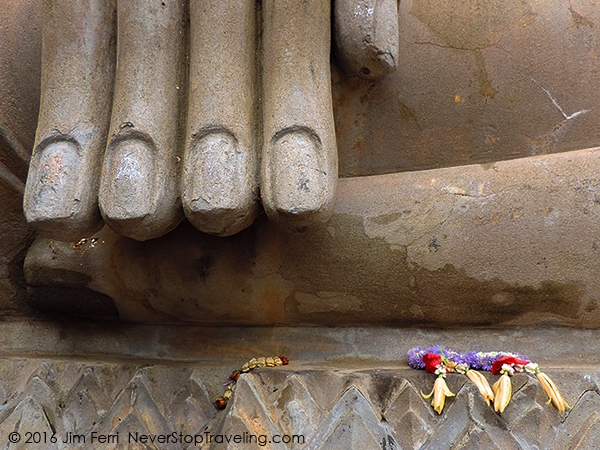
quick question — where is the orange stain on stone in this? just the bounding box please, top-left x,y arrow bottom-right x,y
257,284 -> 286,324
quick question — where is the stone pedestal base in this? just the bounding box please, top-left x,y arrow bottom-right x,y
1,358 -> 595,449
0,322 -> 597,448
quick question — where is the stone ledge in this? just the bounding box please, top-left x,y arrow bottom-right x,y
0,357 -> 596,449
0,322 -> 598,447
0,320 -> 598,367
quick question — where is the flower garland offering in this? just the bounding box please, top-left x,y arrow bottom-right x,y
214,355 -> 289,409
407,346 -> 462,414
408,347 -> 569,414
468,351 -> 570,413
465,351 -> 529,413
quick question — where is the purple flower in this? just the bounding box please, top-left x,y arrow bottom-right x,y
463,351 -> 482,369
464,351 -> 530,371
444,348 -> 467,365
407,345 -> 467,369
407,347 -> 427,369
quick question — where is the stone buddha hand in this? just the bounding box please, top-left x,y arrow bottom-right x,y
23,0 -> 398,241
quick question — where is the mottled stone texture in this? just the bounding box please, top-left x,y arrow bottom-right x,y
2,360 -> 596,449
334,0 -> 600,176
24,146 -> 600,327
2,0 -> 600,326
3,1 -> 600,446
0,325 -> 598,449
334,0 -> 399,79
0,0 -> 39,317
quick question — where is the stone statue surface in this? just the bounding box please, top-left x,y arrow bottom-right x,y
22,0 -> 399,242
3,0 -> 600,327
4,4 -> 600,447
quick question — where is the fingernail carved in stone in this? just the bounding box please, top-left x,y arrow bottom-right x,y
183,128 -> 258,236
263,127 -> 335,233
261,0 -> 338,234
99,136 -> 154,223
24,138 -> 95,237
99,0 -> 185,241
23,0 -> 115,241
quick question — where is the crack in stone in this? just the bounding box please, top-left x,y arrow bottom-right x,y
413,36 -> 506,53
413,41 -> 482,52
531,78 -> 591,121
413,41 -> 501,98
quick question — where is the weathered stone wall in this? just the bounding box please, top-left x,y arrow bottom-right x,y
2,1 -> 600,328
334,0 -> 600,176
1,1 -> 600,448
0,324 -> 598,449
23,147 -> 600,327
2,358 -> 597,449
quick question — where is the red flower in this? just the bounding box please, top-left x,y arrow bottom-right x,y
423,353 -> 443,373
490,356 -> 529,375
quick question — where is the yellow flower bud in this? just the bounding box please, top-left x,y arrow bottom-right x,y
466,370 -> 495,406
536,371 -> 569,412
492,373 -> 512,413
422,376 -> 455,414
